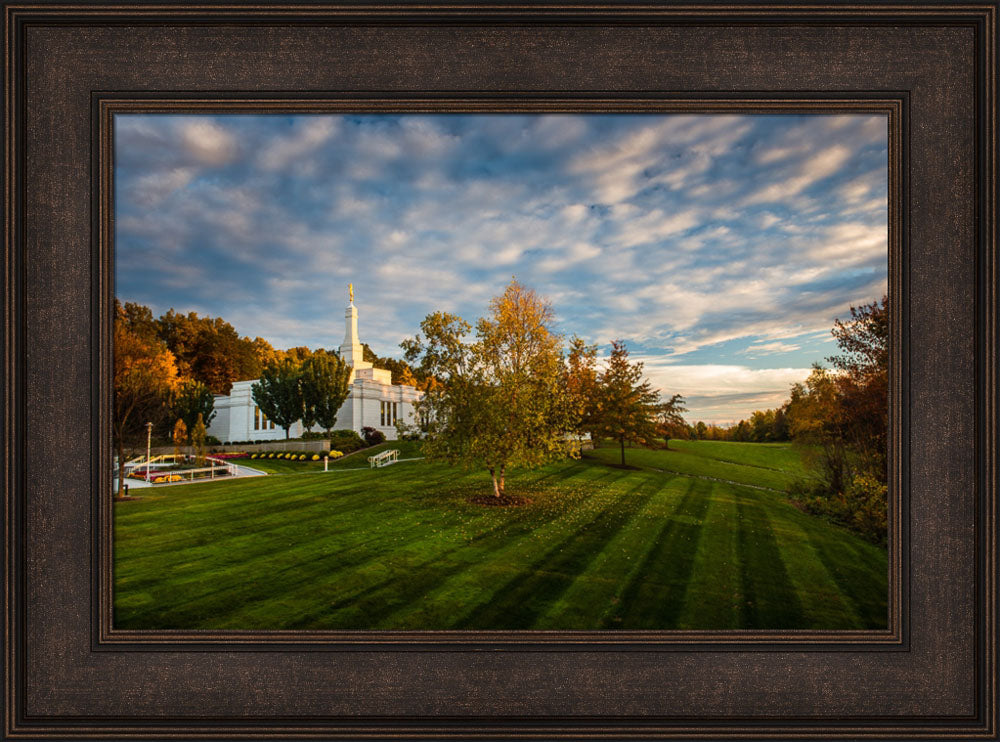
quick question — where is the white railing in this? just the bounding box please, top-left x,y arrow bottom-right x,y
367,449 -> 400,468
124,453 -> 235,483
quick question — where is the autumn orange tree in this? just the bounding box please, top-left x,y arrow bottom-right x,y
786,296 -> 888,541
564,335 -> 601,441
113,301 -> 180,497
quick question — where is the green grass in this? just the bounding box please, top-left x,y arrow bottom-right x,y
238,442 -> 421,474
114,440 -> 887,631
585,441 -> 808,491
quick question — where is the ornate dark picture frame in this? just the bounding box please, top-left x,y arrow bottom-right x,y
3,2 -> 996,739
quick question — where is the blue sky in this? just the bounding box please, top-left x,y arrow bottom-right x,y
115,113 -> 887,424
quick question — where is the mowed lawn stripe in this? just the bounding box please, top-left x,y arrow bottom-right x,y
607,478 -> 712,629
228,464 -> 614,629
116,468 -> 517,626
453,474 -> 667,629
169,462 -> 611,630
796,517 -> 888,628
115,468 -> 459,584
675,482 -> 743,629
584,446 -> 797,492
735,493 -> 805,628
762,505 -> 863,628
370,469 -> 637,629
537,474 -> 689,628
113,441 -> 889,630
668,440 -> 812,477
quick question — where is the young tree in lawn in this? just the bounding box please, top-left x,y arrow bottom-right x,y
171,379 -> 216,437
656,393 -> 688,450
402,280 -> 577,499
300,352 -> 351,435
251,358 -> 303,439
113,302 -> 180,498
593,340 -> 661,467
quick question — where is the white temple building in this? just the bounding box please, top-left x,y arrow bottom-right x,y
207,289 -> 423,443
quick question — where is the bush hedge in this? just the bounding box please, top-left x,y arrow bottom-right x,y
327,429 -> 366,453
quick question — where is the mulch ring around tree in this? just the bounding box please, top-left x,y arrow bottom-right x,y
467,494 -> 533,507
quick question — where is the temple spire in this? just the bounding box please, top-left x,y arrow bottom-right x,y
339,283 -> 370,370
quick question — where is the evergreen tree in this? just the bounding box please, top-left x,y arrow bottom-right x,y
593,340 -> 661,467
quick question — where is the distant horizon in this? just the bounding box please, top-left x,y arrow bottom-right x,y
115,113 -> 888,424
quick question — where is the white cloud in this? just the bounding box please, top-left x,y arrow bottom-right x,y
635,361 -> 812,423
743,340 -> 801,356
180,121 -> 237,166
130,166 -> 198,205
742,144 -> 852,205
257,118 -> 339,171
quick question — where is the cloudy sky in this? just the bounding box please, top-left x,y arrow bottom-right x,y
115,113 -> 887,424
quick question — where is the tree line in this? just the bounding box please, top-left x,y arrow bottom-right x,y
682,297 -> 888,541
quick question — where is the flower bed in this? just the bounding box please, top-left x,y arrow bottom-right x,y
127,470 -> 183,483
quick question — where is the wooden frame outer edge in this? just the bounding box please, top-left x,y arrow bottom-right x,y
2,3 -> 996,739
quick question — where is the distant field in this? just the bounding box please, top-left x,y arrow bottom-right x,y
114,440 -> 887,631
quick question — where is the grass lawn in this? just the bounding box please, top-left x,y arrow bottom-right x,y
238,444 -> 386,474
114,440 -> 887,631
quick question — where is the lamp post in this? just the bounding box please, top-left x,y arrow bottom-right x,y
145,422 -> 153,482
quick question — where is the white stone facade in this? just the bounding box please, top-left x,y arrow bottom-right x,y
207,295 -> 423,443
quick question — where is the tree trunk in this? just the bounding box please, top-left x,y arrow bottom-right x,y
490,468 -> 500,497
620,436 -> 625,467
499,464 -> 506,496
285,427 -> 290,439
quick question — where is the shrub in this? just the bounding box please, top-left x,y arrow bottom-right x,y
327,429 -> 365,453
311,454 -> 320,461
301,431 -> 326,441
326,450 -> 343,459
789,473 -> 887,546
361,426 -> 386,446
205,435 -> 221,446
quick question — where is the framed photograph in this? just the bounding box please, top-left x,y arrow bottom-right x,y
4,2 -> 996,740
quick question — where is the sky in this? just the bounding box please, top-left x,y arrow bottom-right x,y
115,113 -> 887,425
